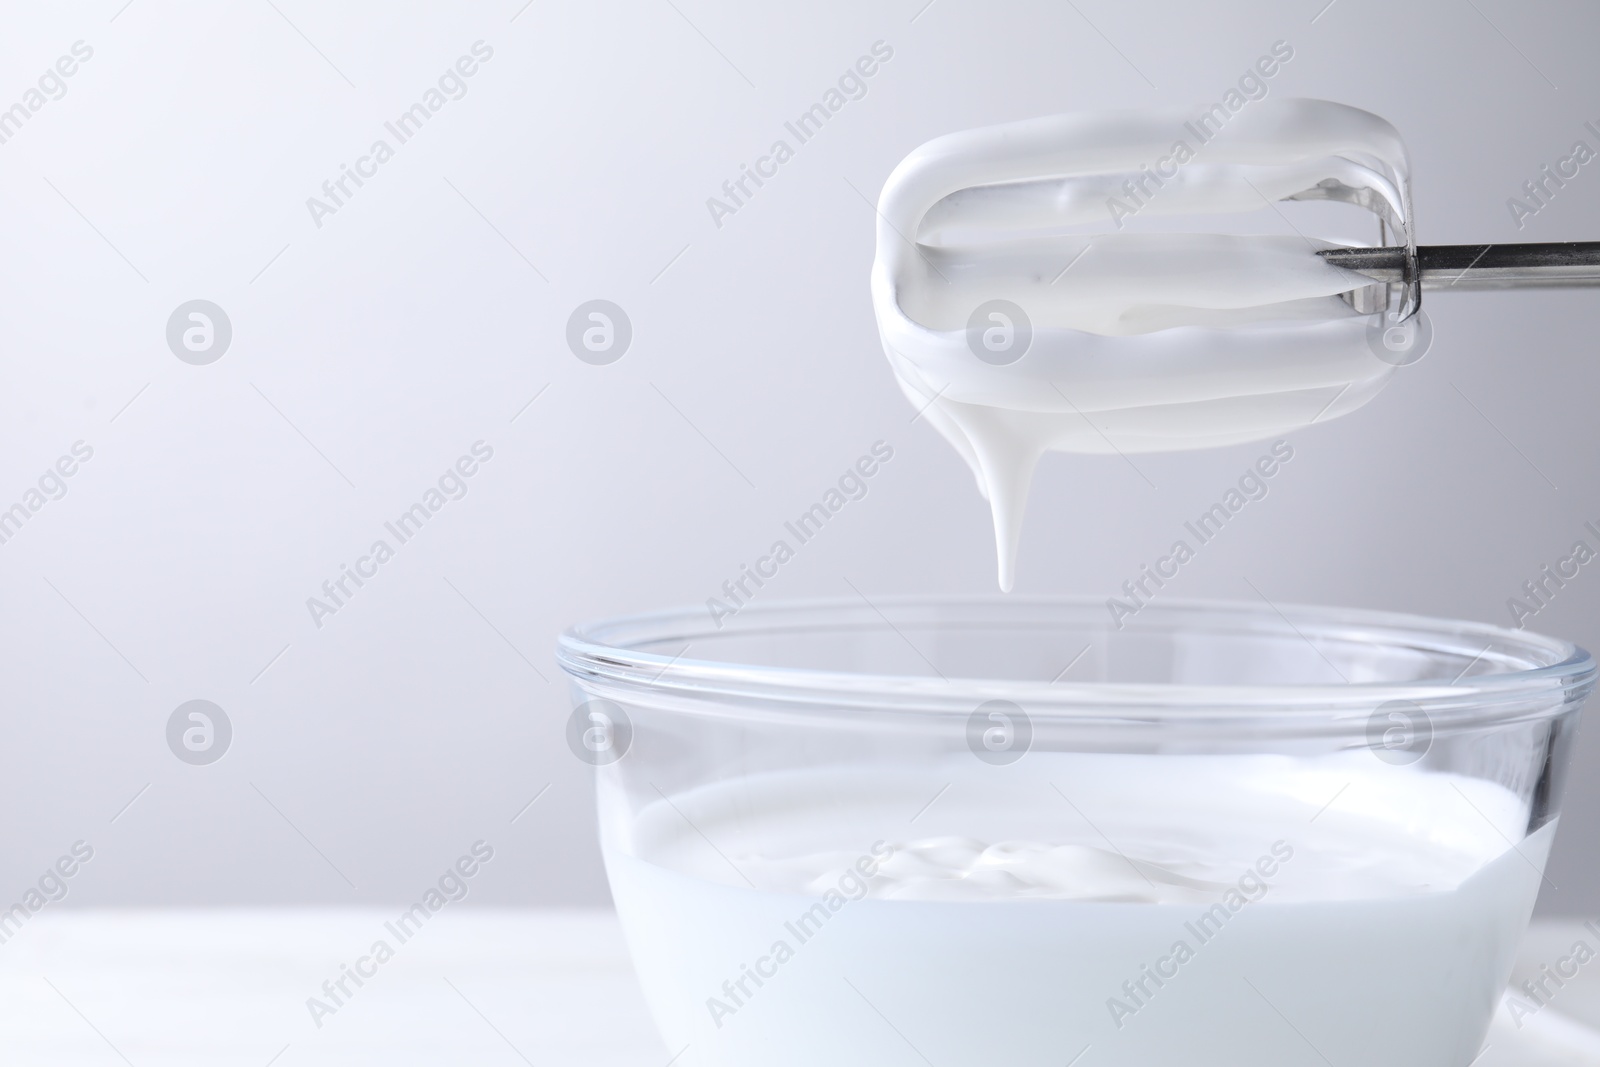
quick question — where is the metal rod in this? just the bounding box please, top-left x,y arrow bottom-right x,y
1319,242 -> 1600,290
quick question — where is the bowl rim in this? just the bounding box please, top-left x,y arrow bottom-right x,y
555,594 -> 1596,728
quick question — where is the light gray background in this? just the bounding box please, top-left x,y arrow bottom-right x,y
1,0 -> 1597,913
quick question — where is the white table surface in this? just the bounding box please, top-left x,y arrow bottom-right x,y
1,910 -> 1598,1066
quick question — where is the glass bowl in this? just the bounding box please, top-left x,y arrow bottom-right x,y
557,595 -> 1594,1067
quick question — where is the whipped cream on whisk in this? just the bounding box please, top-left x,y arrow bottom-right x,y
871,98 -> 1414,589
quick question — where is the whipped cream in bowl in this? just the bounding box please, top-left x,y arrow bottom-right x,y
871,98 -> 1415,588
